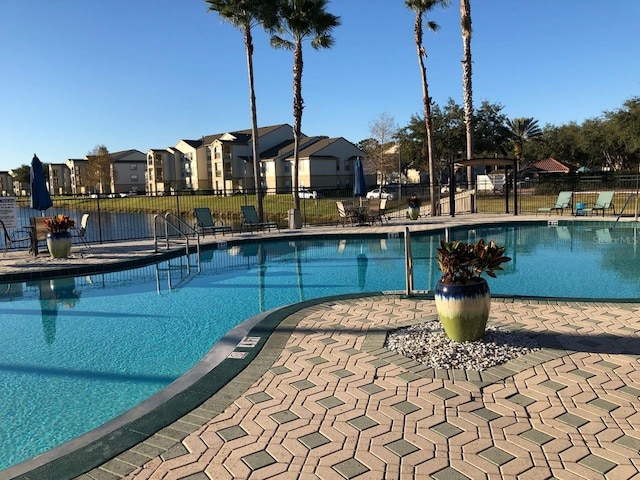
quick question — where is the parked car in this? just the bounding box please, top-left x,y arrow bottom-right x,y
366,188 -> 395,200
298,188 -> 319,199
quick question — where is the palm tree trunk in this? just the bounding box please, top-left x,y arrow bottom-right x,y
414,14 -> 437,217
244,24 -> 264,221
292,39 -> 303,211
460,0 -> 474,207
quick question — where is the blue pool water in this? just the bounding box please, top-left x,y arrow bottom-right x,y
1,222 -> 640,471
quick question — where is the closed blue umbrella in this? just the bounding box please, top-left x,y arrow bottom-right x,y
30,154 -> 53,213
354,156 -> 367,204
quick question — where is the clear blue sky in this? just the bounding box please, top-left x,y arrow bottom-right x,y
0,0 -> 638,172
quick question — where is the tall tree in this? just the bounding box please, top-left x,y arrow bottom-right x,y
367,112 -> 397,186
505,117 -> 543,165
206,0 -> 279,222
405,0 -> 449,216
270,0 -> 340,211
86,145 -> 112,194
11,164 -> 30,185
460,0 -> 473,192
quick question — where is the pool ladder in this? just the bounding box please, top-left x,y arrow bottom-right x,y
153,213 -> 202,293
153,212 -> 200,258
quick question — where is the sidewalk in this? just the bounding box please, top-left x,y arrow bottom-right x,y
102,296 -> 640,480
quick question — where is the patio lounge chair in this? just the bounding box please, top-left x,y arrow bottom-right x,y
240,205 -> 279,233
336,201 -> 358,226
537,191 -> 573,216
193,207 -> 232,237
580,191 -> 615,216
0,218 -> 31,253
70,213 -> 92,248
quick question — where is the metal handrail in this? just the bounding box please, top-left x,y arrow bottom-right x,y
404,226 -> 413,295
153,212 -> 200,259
615,193 -> 638,225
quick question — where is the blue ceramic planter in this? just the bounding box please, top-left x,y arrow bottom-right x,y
434,278 -> 490,342
46,231 -> 72,259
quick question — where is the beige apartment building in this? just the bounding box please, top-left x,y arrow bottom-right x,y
147,124 -> 366,195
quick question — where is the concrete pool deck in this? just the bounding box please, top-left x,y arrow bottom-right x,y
2,214 -> 640,480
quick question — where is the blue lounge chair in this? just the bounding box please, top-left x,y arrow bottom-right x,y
240,205 -> 279,232
581,191 -> 615,216
537,191 -> 573,216
193,207 -> 232,237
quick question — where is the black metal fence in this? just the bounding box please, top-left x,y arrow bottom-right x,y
4,175 -> 639,250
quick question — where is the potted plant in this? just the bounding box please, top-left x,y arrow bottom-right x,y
434,238 -> 511,342
407,195 -> 421,220
44,214 -> 75,258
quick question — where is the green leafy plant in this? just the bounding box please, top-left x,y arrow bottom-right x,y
436,239 -> 511,285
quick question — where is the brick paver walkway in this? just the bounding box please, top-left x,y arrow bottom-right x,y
86,296 -> 640,480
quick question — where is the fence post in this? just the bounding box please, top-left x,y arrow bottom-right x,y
96,196 -> 103,244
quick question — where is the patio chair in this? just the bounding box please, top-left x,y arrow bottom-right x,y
336,201 -> 358,226
240,205 -> 279,233
193,207 -> 232,237
536,191 -> 573,216
379,198 -> 389,224
0,218 -> 31,254
70,213 -> 92,248
366,199 -> 384,226
29,216 -> 55,256
580,191 -> 615,216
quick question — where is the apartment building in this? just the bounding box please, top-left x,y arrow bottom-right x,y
67,149 -> 146,195
0,172 -> 14,196
145,124 -> 366,195
262,136 -> 365,193
48,163 -> 73,195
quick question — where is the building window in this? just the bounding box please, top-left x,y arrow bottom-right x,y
336,160 -> 340,171
130,164 -> 137,170
345,159 -> 351,171
131,174 -> 138,182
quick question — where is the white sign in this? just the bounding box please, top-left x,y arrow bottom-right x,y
0,197 -> 17,229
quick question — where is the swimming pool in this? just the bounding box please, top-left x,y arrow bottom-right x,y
1,221 -> 639,472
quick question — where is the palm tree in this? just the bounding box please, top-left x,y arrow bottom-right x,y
405,0 -> 450,217
270,0 -> 340,212
506,117 -> 543,162
205,0 -> 279,222
460,0 -> 473,191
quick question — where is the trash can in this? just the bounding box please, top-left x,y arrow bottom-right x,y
288,208 -> 302,229
576,202 -> 585,216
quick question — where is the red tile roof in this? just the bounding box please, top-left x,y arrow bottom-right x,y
533,157 -> 570,173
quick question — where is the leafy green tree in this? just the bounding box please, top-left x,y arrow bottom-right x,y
505,117 -> 543,165
206,0 -> 279,222
11,164 -> 30,185
526,123 -> 588,167
602,97 -> 640,169
86,145 -> 113,194
395,118 -> 425,174
405,0 -> 450,216
270,0 -> 340,211
473,100 -> 510,156
397,99 -> 509,184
